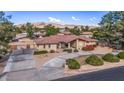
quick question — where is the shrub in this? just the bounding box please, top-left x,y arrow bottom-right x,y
102,53 -> 120,62
66,59 -> 80,69
50,50 -> 55,53
63,49 -> 72,53
74,49 -> 79,52
34,50 -> 48,55
82,45 -> 94,51
85,55 -> 104,66
118,51 -> 124,59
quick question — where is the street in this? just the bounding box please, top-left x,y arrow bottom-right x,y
55,66 -> 124,81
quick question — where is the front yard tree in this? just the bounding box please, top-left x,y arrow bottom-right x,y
0,11 -> 16,56
97,11 -> 124,48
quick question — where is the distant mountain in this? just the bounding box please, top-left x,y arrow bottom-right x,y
17,22 -> 98,29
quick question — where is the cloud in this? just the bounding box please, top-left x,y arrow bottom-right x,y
48,17 -> 61,23
72,16 -> 80,21
89,17 -> 97,22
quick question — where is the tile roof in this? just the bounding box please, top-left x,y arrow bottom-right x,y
35,35 -> 97,45
35,35 -> 78,44
79,37 -> 97,42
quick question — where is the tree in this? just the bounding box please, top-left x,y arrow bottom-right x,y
44,25 -> 59,36
0,11 -> 15,56
81,26 -> 85,32
25,22 -> 34,38
20,24 -> 26,32
85,26 -> 90,31
95,11 -> 124,49
69,26 -> 81,35
65,26 -> 70,32
34,26 -> 42,32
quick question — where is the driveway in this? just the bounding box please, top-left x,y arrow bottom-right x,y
38,51 -> 94,80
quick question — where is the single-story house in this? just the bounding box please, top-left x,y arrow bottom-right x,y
34,34 -> 97,51
9,34 -> 97,51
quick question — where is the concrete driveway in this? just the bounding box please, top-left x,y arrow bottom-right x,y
38,51 -> 94,80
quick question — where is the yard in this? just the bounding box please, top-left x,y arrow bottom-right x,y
33,46 -> 114,70
64,51 -> 124,77
64,59 -> 124,76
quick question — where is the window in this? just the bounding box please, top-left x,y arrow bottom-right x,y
48,44 -> 51,48
43,45 -> 45,48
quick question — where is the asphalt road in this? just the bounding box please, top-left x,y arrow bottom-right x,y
54,66 -> 124,81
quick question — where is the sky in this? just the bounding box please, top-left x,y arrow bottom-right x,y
5,11 -> 108,26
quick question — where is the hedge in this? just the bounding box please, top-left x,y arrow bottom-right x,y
66,59 -> 80,69
118,51 -> 124,59
34,50 -> 48,55
50,50 -> 56,53
74,49 -> 79,52
102,53 -> 120,62
85,55 -> 104,66
63,49 -> 72,53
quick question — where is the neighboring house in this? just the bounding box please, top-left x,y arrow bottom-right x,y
34,34 -> 97,51
13,33 -> 27,41
9,38 -> 36,50
13,32 -> 43,41
80,32 -> 93,38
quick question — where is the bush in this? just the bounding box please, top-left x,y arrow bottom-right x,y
50,50 -> 55,53
66,59 -> 80,69
102,53 -> 120,62
74,49 -> 79,52
85,55 -> 104,66
82,45 -> 94,51
34,50 -> 48,55
63,49 -> 72,53
118,51 -> 124,59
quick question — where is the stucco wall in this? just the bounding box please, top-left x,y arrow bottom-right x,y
72,40 -> 96,50
37,44 -> 57,51
78,40 -> 86,49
